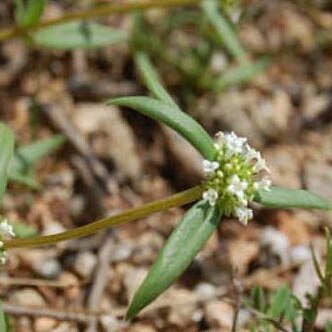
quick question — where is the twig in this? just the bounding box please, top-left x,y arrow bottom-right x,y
43,103 -> 118,195
71,155 -> 106,218
0,277 -> 74,288
2,303 -> 124,323
86,233 -> 115,332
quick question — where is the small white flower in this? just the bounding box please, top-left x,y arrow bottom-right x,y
235,206 -> 253,225
255,178 -> 272,191
203,188 -> 219,206
0,252 -> 7,265
227,175 -> 248,199
254,157 -> 270,173
202,160 -> 220,176
244,145 -> 261,162
224,132 -> 247,156
0,219 -> 15,237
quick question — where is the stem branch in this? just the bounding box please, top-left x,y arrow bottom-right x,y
4,185 -> 202,249
0,0 -> 201,42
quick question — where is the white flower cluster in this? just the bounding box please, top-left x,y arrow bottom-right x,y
202,131 -> 271,225
0,219 -> 15,264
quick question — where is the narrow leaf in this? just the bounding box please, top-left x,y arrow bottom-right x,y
0,124 -> 15,206
20,0 -> 45,27
135,52 -> 179,109
268,285 -> 291,318
252,286 -> 266,312
202,0 -> 247,61
0,301 -> 7,332
108,97 -> 216,160
12,221 -> 38,238
12,135 -> 65,173
214,58 -> 270,91
255,186 -> 332,210
9,172 -> 40,189
126,201 -> 222,319
33,22 -> 128,50
14,0 -> 25,25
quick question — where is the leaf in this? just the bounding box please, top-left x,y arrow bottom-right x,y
33,22 -> 128,50
8,173 -> 40,189
16,0 -> 45,27
12,221 -> 38,238
0,124 -> 15,206
11,135 -> 65,174
268,285 -> 291,318
326,321 -> 332,332
10,135 -> 65,188
251,286 -> 266,312
255,186 -> 332,210
126,201 -> 222,319
214,58 -> 270,91
134,52 -> 179,109
14,0 -> 25,25
0,301 -> 7,332
202,0 -> 247,61
108,97 -> 216,160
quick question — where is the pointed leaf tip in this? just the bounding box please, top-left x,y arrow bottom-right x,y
108,97 -> 216,160
126,201 -> 222,319
255,186 -> 332,210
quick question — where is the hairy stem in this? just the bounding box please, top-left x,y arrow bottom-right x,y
0,0 -> 201,42
4,186 -> 203,249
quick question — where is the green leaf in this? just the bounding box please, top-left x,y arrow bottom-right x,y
268,285 -> 291,318
326,321 -> 332,332
134,52 -> 179,109
33,22 -> 128,50
214,58 -> 270,91
13,135 -> 65,170
126,201 -> 222,319
16,0 -> 45,27
255,186 -> 332,210
12,221 -> 38,238
202,0 -> 247,61
0,301 -> 7,332
14,0 -> 25,25
0,124 -> 15,206
251,286 -> 266,312
108,97 -> 216,160
8,173 -> 39,189
10,135 -> 65,188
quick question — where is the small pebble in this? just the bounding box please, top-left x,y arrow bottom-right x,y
74,251 -> 97,279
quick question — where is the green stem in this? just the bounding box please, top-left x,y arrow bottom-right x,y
0,0 -> 202,42
4,185 -> 203,249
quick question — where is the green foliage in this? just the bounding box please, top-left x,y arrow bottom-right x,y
127,201 -> 222,319
248,285 -> 301,330
108,97 -> 216,160
0,124 -> 15,206
33,22 -> 128,50
10,135 -> 65,188
0,302 -> 9,332
255,186 -> 332,210
202,0 -> 247,61
135,52 -> 179,109
212,58 -> 270,91
268,286 -> 292,318
0,301 -> 7,332
15,0 -> 45,27
12,221 -> 38,238
251,286 -> 266,312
